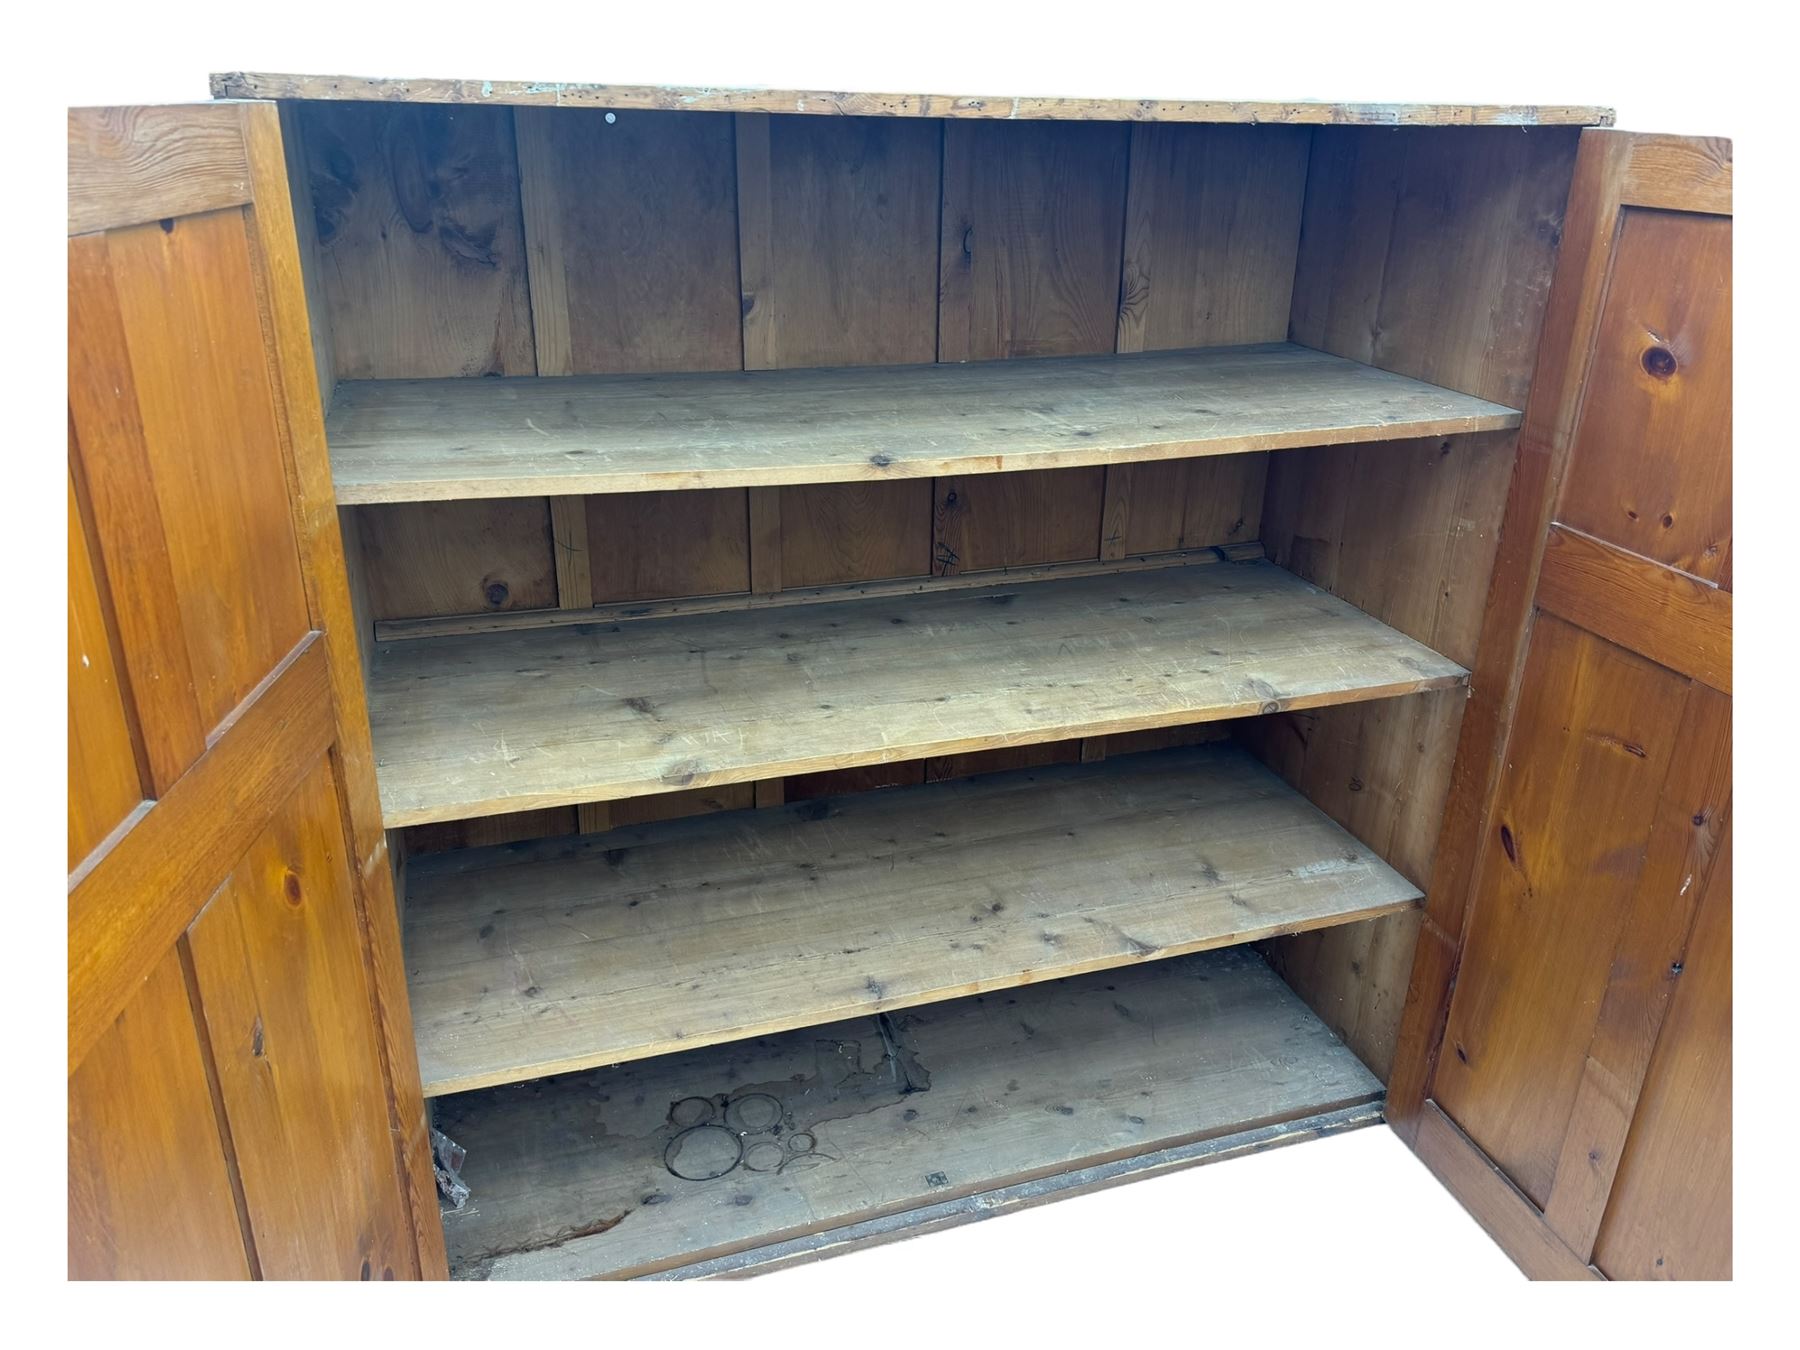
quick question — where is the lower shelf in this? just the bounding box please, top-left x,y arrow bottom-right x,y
405,744 -> 1421,1096
435,946 -> 1385,1279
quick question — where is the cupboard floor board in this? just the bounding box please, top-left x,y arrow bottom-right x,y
368,559 -> 1468,826
326,342 -> 1522,503
406,743 -> 1422,1095
434,946 -> 1385,1280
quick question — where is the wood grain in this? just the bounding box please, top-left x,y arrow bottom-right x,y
1386,131 -> 1641,1138
69,639 -> 333,1072
1431,617 -> 1692,1207
939,120 -> 1127,361
324,344 -> 1522,502
585,488 -> 752,602
67,234 -> 208,792
298,102 -> 535,378
1536,524 -> 1730,692
69,949 -> 251,1279
212,73 -> 1615,128
517,107 -> 740,375
404,744 -> 1421,1094
935,468 -> 1105,573
1591,818 -> 1731,1280
1411,1104 -> 1598,1281
1554,208 -> 1731,581
359,499 -> 557,619
68,469 -> 144,870
434,949 -> 1383,1279
777,481 -> 932,588
1116,123 -> 1309,352
1541,686 -> 1730,1258
1100,455 -> 1268,559
69,104 -> 249,235
186,757 -> 414,1279
737,113 -> 940,369
366,560 -> 1468,826
237,102 -> 448,1276
103,210 -> 315,736
1292,127 -> 1580,409
371,542 -> 1266,642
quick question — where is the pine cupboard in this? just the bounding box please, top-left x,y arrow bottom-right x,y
66,76 -> 1732,1281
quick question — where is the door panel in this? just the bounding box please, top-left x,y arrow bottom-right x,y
1591,820 -> 1731,1279
1431,617 -> 1692,1206
68,103 -> 444,1279
102,209 -> 314,733
187,755 -> 411,1280
1388,131 -> 1731,1279
68,468 -> 144,867
1554,208 -> 1732,582
68,949 -> 250,1280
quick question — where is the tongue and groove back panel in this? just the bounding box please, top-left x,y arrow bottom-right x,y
286,104 -> 1581,1076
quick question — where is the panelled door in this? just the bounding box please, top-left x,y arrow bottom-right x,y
68,103 -> 444,1278
1388,130 -> 1732,1279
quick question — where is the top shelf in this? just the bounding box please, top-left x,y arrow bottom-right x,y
212,72 -> 1614,128
325,343 -> 1522,503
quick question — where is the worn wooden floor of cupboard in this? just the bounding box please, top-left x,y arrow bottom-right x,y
435,946 -> 1382,1279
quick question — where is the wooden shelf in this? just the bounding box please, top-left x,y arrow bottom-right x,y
406,743 -> 1422,1096
325,343 -> 1522,503
434,946 -> 1385,1279
368,558 -> 1467,827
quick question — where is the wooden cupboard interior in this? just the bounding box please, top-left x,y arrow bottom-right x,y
56,78 -> 1714,1280
265,96 -> 1585,1276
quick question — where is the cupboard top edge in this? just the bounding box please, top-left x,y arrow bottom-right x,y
208,71 -> 1615,127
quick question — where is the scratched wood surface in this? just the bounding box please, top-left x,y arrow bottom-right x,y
326,343 -> 1518,502
435,947 -> 1383,1279
213,72 -> 1614,127
366,559 -> 1466,826
404,744 -> 1420,1094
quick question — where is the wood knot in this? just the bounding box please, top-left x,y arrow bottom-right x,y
484,580 -> 510,607
1641,345 -> 1678,380
282,870 -> 304,905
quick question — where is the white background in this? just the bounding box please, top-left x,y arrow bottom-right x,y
20,0 -> 1783,1336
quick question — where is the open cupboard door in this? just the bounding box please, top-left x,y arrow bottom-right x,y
67,103 -> 444,1279
1388,130 -> 1732,1279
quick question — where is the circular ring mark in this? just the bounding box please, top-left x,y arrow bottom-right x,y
724,1092 -> 783,1134
664,1124 -> 743,1181
787,1130 -> 817,1155
742,1140 -> 786,1173
1641,345 -> 1678,380
669,1095 -> 717,1128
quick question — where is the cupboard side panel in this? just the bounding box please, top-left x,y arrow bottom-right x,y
1249,126 -> 1581,1076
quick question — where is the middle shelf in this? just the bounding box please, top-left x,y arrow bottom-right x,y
367,557 -> 1468,827
404,743 -> 1422,1097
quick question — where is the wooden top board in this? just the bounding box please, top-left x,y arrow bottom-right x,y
212,72 -> 1614,128
406,743 -> 1421,1096
325,342 -> 1523,503
437,947 -> 1384,1279
366,559 -> 1468,827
